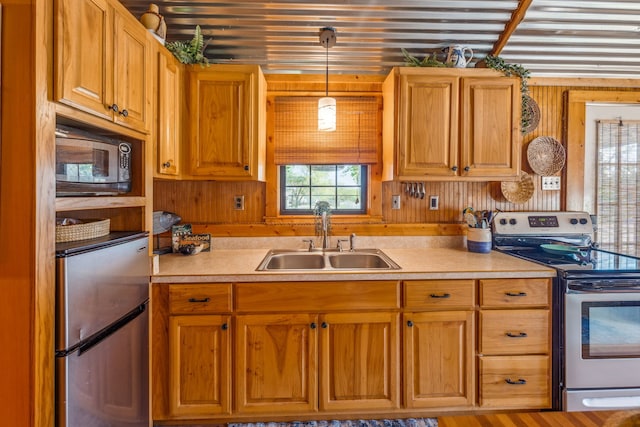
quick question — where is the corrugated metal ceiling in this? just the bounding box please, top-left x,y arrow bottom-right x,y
119,0 -> 640,77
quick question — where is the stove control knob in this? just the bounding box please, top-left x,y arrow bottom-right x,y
579,218 -> 588,225
570,218 -> 578,225
509,218 -> 517,225
499,218 -> 507,225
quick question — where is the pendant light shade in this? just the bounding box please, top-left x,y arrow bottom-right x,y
318,27 -> 336,132
318,97 -> 336,131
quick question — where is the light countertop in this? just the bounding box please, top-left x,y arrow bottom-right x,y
152,247 -> 556,283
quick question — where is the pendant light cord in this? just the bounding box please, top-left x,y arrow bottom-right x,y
325,42 -> 329,97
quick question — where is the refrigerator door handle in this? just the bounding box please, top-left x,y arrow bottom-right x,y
56,301 -> 148,358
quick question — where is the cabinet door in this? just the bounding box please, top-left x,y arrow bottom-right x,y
157,50 -> 182,176
397,74 -> 459,178
113,10 -> 150,131
319,312 -> 400,411
55,0 -> 113,120
460,77 -> 520,178
235,313 -> 318,413
404,311 -> 474,408
189,69 -> 254,178
169,315 -> 231,416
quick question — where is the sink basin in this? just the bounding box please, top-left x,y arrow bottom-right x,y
256,249 -> 400,271
328,253 -> 395,269
263,252 -> 325,270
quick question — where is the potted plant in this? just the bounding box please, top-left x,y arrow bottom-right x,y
166,25 -> 210,66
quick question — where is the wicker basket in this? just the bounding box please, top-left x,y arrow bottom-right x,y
527,136 -> 566,176
521,95 -> 541,134
56,218 -> 110,243
501,172 -> 535,204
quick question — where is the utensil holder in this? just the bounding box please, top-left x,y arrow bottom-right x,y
467,228 -> 492,253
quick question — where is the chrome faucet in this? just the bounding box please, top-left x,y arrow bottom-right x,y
321,211 -> 330,249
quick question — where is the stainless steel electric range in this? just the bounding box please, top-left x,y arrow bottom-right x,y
493,211 -> 640,412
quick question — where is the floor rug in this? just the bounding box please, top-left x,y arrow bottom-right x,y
229,418 -> 437,427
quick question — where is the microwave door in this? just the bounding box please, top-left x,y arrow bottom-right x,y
56,139 -> 119,184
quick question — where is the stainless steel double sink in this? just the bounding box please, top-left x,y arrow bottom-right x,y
256,248 -> 401,271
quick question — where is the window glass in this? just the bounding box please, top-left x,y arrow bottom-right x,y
280,165 -> 366,214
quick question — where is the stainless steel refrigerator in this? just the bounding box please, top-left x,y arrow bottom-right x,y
55,231 -> 150,427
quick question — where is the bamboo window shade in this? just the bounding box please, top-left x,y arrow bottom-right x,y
273,96 -> 382,164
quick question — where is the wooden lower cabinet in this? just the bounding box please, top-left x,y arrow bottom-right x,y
404,311 -> 474,408
156,278 -> 553,422
320,312 -> 400,411
168,314 -> 231,416
235,313 -> 318,414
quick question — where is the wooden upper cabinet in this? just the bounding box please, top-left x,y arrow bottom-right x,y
156,49 -> 182,176
382,67 -> 521,181
55,0 -> 150,132
186,65 -> 266,181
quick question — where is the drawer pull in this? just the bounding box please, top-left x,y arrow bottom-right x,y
505,291 -> 527,297
188,297 -> 211,303
429,293 -> 451,299
505,378 -> 527,385
506,331 -> 528,338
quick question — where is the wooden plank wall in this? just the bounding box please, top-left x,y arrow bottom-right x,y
153,84 -> 631,227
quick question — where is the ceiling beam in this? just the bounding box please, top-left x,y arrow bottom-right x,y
490,0 -> 533,56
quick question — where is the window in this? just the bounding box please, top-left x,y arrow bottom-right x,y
280,165 -> 367,215
595,120 -> 640,256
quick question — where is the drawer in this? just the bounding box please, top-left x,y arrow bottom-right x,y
404,280 -> 475,310
169,284 -> 232,314
480,310 -> 550,355
480,278 -> 550,308
235,281 -> 399,312
479,355 -> 550,408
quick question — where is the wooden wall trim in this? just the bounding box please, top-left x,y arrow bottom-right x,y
531,77 -> 640,88
564,90 -> 640,211
187,223 -> 466,237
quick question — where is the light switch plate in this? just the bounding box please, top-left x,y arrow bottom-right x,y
391,195 -> 401,210
429,195 -> 439,210
541,176 -> 561,190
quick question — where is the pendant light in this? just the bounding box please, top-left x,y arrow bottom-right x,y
318,27 -> 337,132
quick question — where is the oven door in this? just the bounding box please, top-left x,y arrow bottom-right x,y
565,289 -> 640,390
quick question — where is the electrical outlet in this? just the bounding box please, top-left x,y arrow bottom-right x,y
429,195 -> 439,210
541,176 -> 561,190
391,195 -> 401,210
234,195 -> 245,210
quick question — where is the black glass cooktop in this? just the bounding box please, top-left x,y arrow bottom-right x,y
502,247 -> 640,273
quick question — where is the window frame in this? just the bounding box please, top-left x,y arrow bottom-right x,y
279,164 -> 368,215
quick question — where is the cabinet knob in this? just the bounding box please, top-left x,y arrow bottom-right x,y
505,378 -> 527,385
321,322 -> 328,329
451,166 -> 458,172
162,161 -> 172,168
464,166 -> 470,172
310,322 -> 317,329
407,320 -> 414,327
244,165 -> 249,171
107,103 -> 119,113
119,109 -> 129,117
221,323 -> 229,331
505,331 -> 528,338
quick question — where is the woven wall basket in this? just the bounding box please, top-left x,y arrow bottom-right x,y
527,136 -> 566,176
56,218 -> 110,243
501,172 -> 535,204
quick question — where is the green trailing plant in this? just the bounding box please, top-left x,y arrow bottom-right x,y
401,48 -> 447,68
483,55 -> 533,133
166,25 -> 210,66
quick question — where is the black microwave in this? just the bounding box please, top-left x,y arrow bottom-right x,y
55,125 -> 132,196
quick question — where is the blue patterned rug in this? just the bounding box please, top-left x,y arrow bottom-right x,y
229,418 -> 437,427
